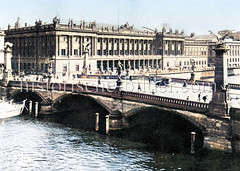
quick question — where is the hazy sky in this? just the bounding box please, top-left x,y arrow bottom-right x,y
0,0 -> 239,35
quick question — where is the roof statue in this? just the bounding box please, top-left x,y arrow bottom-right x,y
53,16 -> 60,24
120,22 -> 134,31
208,30 -> 232,45
4,42 -> 13,52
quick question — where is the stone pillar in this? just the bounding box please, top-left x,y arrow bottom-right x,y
29,100 -> 32,115
1,42 -> 13,86
191,132 -> 196,154
95,113 -> 99,131
209,44 -> 231,118
106,115 -> 110,134
35,102 -> 39,117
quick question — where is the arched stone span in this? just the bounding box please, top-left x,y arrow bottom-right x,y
50,94 -> 110,132
121,106 -> 205,153
52,93 -> 112,114
10,89 -> 44,102
124,106 -> 206,133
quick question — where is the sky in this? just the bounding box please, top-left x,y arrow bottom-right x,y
0,0 -> 239,35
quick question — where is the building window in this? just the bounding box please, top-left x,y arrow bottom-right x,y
103,50 -> 107,55
61,49 -> 66,56
74,49 -> 78,56
109,50 -> 113,55
41,63 -> 44,70
63,64 -> 67,72
97,50 -> 101,55
75,65 -> 80,71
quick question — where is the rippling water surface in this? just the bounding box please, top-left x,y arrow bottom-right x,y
0,117 -> 162,170
0,116 -> 239,171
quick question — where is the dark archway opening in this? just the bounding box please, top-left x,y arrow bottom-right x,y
45,94 -> 109,133
10,90 -> 43,115
116,108 -> 204,154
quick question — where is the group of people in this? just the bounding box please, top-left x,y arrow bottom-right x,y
198,92 -> 208,102
186,93 -> 208,102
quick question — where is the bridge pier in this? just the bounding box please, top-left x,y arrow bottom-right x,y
108,111 -> 123,132
40,99 -> 53,114
0,86 -> 7,99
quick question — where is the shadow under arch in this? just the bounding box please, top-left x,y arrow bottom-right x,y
120,106 -> 205,153
10,89 -> 44,115
10,89 -> 44,102
49,94 -> 110,132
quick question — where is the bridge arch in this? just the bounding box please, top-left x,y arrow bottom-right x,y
51,94 -> 110,132
52,93 -> 112,114
9,89 -> 44,115
122,106 -> 206,153
10,89 -> 44,102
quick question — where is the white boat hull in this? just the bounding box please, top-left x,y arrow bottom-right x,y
0,100 -> 26,119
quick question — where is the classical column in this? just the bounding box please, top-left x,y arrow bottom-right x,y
107,38 -> 109,56
123,39 -> 125,56
181,41 -> 184,55
70,36 -> 73,56
101,38 -> 103,56
118,39 -> 120,55
81,36 -> 85,56
128,39 -> 130,55
137,40 -> 140,55
100,60 -> 103,71
107,60 -> 109,71
79,36 -> 82,56
67,36 -> 70,56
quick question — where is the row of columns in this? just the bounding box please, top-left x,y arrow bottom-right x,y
56,35 -> 94,57
55,35 -> 154,57
8,35 -> 55,58
163,40 -> 184,56
98,38 -> 153,56
98,59 -> 161,71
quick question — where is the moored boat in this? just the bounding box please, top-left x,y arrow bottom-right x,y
0,99 -> 26,119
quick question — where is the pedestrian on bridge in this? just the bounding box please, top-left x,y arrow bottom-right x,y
138,83 -> 142,92
202,95 -> 207,102
198,92 -> 201,101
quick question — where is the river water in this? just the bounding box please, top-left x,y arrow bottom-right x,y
0,116 -> 239,171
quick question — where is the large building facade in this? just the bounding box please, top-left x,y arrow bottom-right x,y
5,17 -> 209,78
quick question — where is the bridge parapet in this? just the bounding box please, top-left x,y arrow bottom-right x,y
121,91 -> 209,113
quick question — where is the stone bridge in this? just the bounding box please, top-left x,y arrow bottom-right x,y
1,80 -> 240,154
